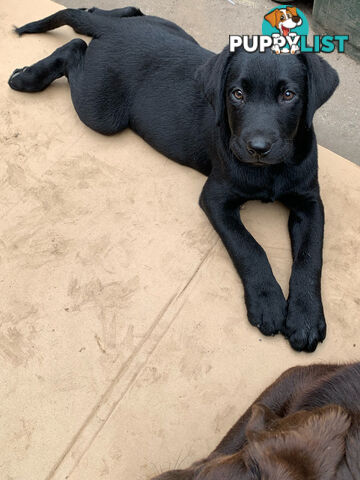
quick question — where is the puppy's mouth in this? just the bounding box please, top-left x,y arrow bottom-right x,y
250,160 -> 268,167
240,157 -> 270,167
230,139 -> 281,167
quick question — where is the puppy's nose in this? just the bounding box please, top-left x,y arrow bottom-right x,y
246,137 -> 272,157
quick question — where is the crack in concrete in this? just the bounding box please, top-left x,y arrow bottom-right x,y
46,236 -> 219,480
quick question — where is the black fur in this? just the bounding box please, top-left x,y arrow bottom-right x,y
8,8 -> 339,352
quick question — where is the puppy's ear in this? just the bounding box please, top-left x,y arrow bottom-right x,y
301,53 -> 339,128
264,9 -> 279,28
246,404 -> 279,439
195,47 -> 232,126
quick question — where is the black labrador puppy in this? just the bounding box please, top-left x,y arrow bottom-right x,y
8,7 -> 339,352
150,363 -> 360,480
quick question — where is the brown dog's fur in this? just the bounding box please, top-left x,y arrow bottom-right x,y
152,363 -> 360,480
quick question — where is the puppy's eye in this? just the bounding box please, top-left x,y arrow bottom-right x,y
280,15 -> 285,20
232,89 -> 244,101
281,90 -> 295,102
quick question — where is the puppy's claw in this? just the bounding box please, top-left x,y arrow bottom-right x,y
13,25 -> 22,36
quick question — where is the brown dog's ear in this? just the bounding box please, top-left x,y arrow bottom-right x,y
300,405 -> 350,475
292,405 -> 350,479
300,53 -> 339,129
246,404 -> 279,438
249,405 -> 350,480
343,425 -> 360,478
264,9 -> 280,28
194,47 -> 233,126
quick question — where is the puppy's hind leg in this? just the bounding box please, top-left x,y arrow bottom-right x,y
8,38 -> 87,92
14,9 -> 101,37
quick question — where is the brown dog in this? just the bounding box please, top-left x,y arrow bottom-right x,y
152,363 -> 360,480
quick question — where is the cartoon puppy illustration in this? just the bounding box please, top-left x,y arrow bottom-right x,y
265,6 -> 303,54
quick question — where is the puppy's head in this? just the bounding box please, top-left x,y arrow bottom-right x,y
195,49 -> 339,166
195,404 -> 350,480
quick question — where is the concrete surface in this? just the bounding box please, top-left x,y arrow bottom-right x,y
56,0 -> 360,167
1,1 -> 360,479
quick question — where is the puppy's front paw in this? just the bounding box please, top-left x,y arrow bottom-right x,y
283,303 -> 326,352
8,66 -> 32,92
245,283 -> 287,336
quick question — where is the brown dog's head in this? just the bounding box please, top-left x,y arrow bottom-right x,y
153,404 -> 351,480
195,404 -> 351,480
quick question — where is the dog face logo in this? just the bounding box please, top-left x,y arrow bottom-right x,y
265,6 -> 302,37
262,5 -> 307,54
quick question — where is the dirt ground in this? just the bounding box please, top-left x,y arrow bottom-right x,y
1,1 -> 360,479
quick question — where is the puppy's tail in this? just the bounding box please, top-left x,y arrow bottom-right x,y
14,9 -> 102,38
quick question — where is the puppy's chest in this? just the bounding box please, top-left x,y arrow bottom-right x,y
238,171 -> 286,203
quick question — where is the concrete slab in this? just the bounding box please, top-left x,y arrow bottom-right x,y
1,1 -> 360,480
50,146 -> 360,480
